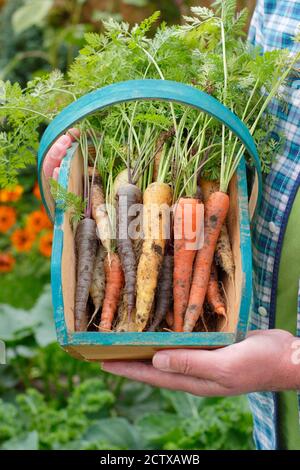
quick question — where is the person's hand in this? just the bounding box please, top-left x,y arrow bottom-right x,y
102,329 -> 300,396
43,128 -> 80,179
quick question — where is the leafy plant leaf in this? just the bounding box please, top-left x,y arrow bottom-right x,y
30,285 -> 56,347
12,0 -> 54,36
50,179 -> 85,223
0,285 -> 55,345
1,431 -> 39,450
160,389 -> 203,419
80,417 -> 142,450
0,304 -> 36,341
136,412 -> 183,448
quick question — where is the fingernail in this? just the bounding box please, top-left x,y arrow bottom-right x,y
153,352 -> 170,371
57,135 -> 72,147
67,128 -> 80,141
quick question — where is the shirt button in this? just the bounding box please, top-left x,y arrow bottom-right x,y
269,221 -> 278,234
258,306 -> 268,317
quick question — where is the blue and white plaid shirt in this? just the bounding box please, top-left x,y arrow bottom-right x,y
248,0 -> 300,450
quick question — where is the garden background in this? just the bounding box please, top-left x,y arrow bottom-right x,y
0,0 -> 255,450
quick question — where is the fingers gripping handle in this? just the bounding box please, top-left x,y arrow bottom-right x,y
38,79 -> 262,221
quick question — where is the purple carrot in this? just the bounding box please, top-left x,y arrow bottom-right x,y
75,217 -> 97,331
148,241 -> 174,332
117,183 -> 142,318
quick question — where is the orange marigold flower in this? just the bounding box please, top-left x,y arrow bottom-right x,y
0,253 -> 16,273
27,210 -> 52,233
0,206 -> 17,233
33,182 -> 42,200
11,228 -> 35,252
0,185 -> 24,203
39,231 -> 53,257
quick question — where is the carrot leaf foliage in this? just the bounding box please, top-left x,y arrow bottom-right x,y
49,179 -> 86,224
0,0 -> 299,192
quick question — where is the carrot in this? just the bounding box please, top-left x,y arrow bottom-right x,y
89,168 -> 111,253
116,319 -> 137,332
115,290 -> 137,332
173,197 -> 203,332
148,242 -> 174,331
166,309 -> 174,329
200,178 -> 219,199
216,224 -> 234,279
200,178 -> 234,279
118,241 -> 143,326
116,183 -> 142,317
88,243 -> 106,326
74,217 -> 98,331
115,289 -> 128,331
133,230 -> 143,261
113,169 -> 130,205
184,191 -> 230,332
99,252 -> 124,332
206,262 -> 227,318
115,209 -> 143,332
135,182 -> 172,331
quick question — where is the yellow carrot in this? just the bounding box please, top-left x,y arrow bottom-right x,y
135,182 -> 172,331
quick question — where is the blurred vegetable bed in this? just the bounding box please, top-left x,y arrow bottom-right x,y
0,286 -> 254,450
0,0 -> 255,451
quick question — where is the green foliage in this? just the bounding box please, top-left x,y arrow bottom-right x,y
130,10 -> 161,41
0,239 -> 50,309
0,283 -> 254,450
0,305 -> 254,450
0,0 -> 46,85
0,0 -> 93,90
0,285 -> 55,346
50,179 -> 85,223
133,112 -> 172,130
0,69 -> 73,187
1,431 -> 39,451
1,0 -> 298,194
0,368 -> 254,449
12,0 -> 55,36
0,378 -> 115,450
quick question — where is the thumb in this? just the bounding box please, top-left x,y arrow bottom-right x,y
152,349 -> 222,380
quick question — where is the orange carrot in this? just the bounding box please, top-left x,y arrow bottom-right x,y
206,262 -> 226,317
200,178 -> 234,279
184,191 -> 229,332
99,253 -> 124,332
173,197 -> 203,332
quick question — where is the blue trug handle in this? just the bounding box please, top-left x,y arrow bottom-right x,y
38,79 -> 262,219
